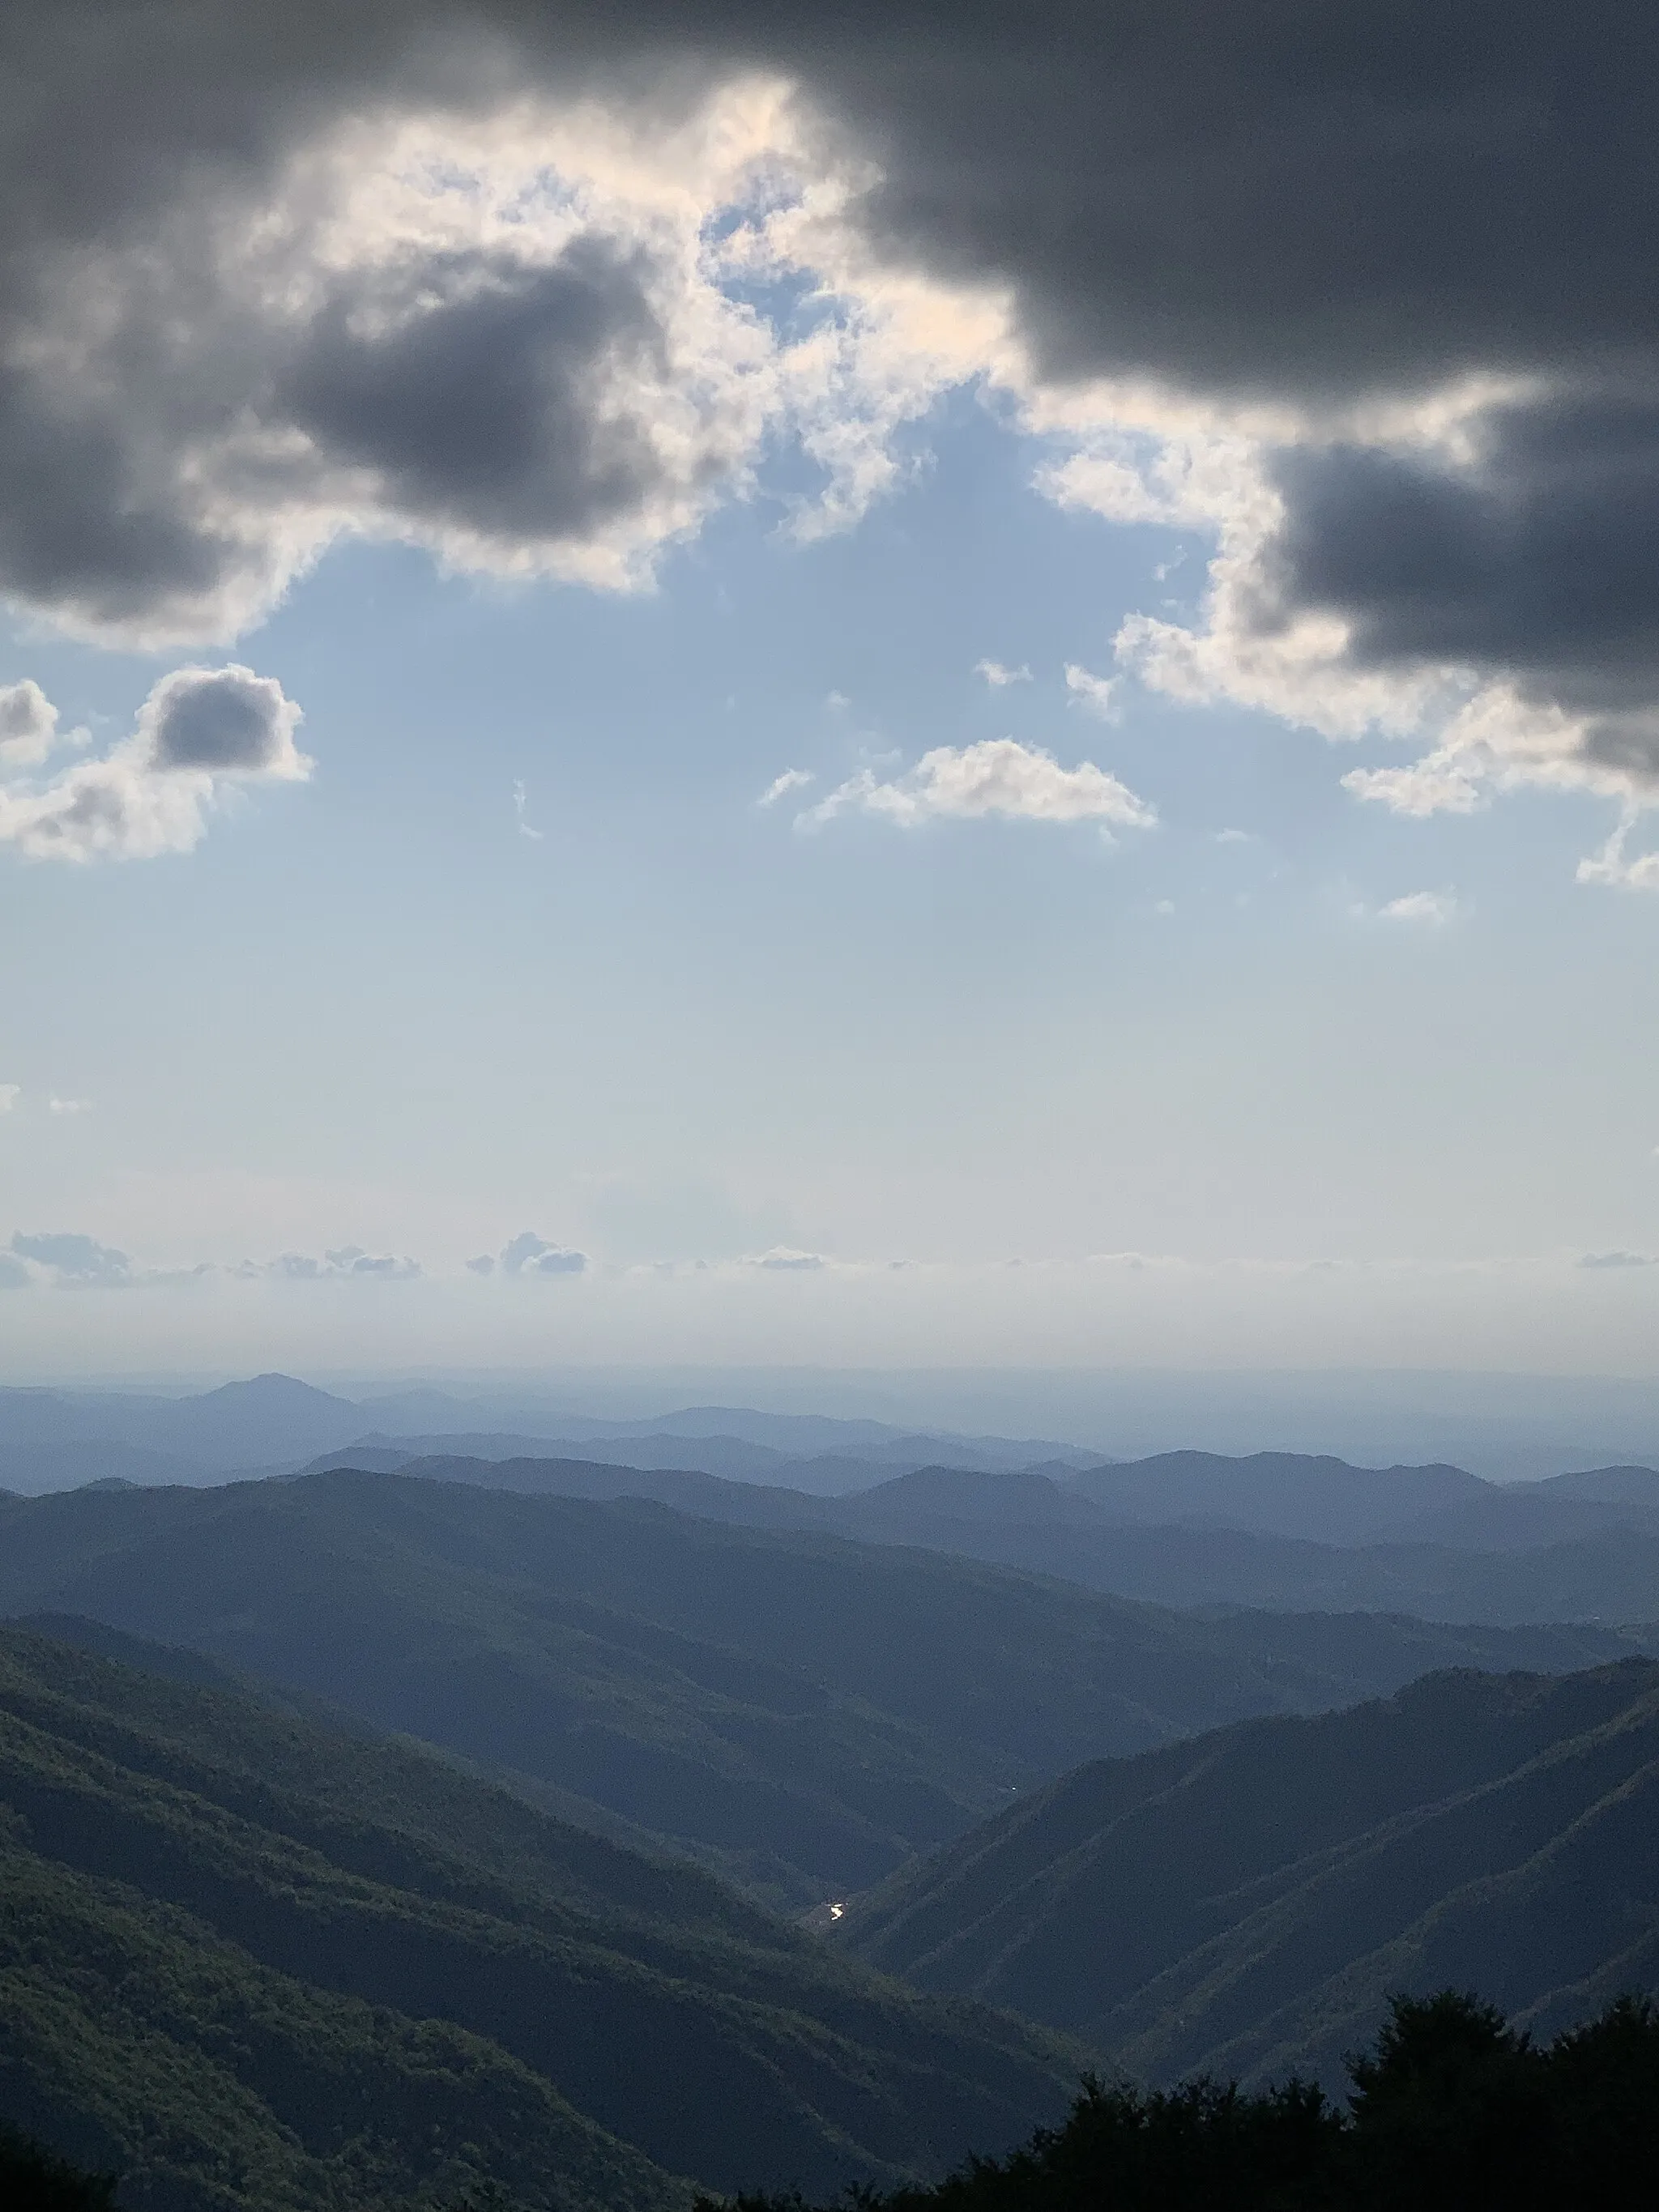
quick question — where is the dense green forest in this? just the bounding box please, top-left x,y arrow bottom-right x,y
717,1992 -> 1659,2212
842,1658 -> 1659,2082
0,1469 -> 1635,1904
0,1622 -> 1083,2212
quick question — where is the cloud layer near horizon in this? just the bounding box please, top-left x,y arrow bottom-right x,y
5,6 -> 1659,859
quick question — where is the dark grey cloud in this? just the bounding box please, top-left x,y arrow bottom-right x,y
144,666 -> 300,773
2,2 -> 1658,750
285,242 -> 668,546
1262,397 -> 1659,751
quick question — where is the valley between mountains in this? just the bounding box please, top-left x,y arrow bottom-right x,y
6,1421 -> 1659,2212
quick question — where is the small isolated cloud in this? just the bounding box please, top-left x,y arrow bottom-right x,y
750,1246 -> 826,1271
1380,890 -> 1458,925
0,664 -> 309,863
1578,1251 -> 1654,1271
0,681 -> 72,768
11,1230 -> 131,1285
1064,663 -> 1120,719
237,1246 -> 420,1281
465,1253 -> 496,1276
1154,898 -> 1175,915
1215,828 -> 1253,845
975,660 -> 1031,688
500,1230 -> 587,1276
513,780 -> 543,841
757,767 -> 815,808
48,1096 -> 91,1115
0,1085 -> 17,1114
800,739 -> 1154,833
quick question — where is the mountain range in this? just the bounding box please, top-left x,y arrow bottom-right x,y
838,1656 -> 1659,2091
306,1444 -> 1659,1626
0,1375 -> 1098,1494
0,1468 -> 1635,1906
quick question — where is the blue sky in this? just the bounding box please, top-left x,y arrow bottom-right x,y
5,26 -> 1659,1378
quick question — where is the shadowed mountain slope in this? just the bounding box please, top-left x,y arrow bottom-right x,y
0,1622 -> 1085,2212
0,1470 -> 1638,1905
324,1447 -> 1659,1625
839,1659 -> 1659,2091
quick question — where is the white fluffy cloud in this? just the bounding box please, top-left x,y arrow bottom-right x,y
498,1230 -> 588,1276
1379,891 -> 1457,926
1064,663 -> 1120,718
757,767 -> 815,807
799,738 -> 1154,833
0,681 -> 70,767
0,664 -> 308,863
748,1245 -> 826,1270
974,659 -> 1030,688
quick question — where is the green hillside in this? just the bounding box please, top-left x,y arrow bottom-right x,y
0,1623 -> 1085,2212
839,1658 -> 1659,2085
0,1471 -> 1634,1906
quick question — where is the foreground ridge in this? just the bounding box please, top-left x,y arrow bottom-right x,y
713,1993 -> 1659,2212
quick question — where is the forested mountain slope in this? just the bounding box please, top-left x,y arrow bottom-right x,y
0,1471 -> 1633,1905
0,1623 -> 1081,2212
840,1660 -> 1659,2088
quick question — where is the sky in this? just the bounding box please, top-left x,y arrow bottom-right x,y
6,2 -> 1659,1379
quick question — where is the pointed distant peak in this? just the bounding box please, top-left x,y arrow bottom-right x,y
195,1372 -> 357,1411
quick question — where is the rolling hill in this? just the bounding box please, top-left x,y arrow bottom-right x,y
0,1619 -> 1084,2212
838,1657 -> 1659,2090
0,1468 -> 1639,1905
322,1446 -> 1659,1625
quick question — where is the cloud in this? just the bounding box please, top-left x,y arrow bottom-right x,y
466,1253 -> 497,1276
0,1253 -> 28,1289
757,767 -> 815,807
1578,1251 -> 1654,1271
1064,663 -> 1120,719
0,665 -> 308,863
800,738 -> 1154,832
500,1230 -> 588,1276
0,680 -> 69,767
48,1096 -> 91,1115
11,1231 -> 131,1285
0,1085 -> 16,1113
236,1246 -> 421,1281
1379,891 -> 1457,926
513,780 -> 544,841
749,1246 -> 826,1270
974,660 -> 1030,688
3,4 -> 1659,878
